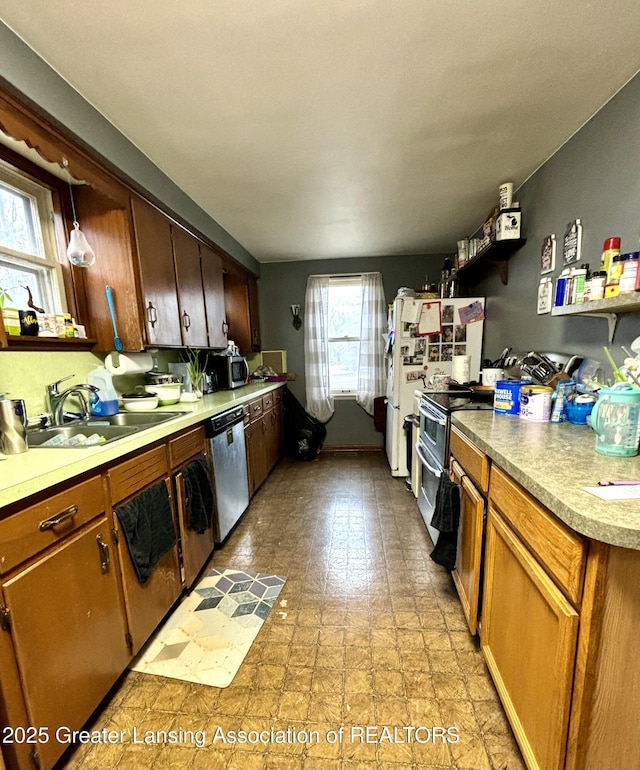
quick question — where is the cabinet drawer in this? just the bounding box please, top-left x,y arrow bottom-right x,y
489,465 -> 586,605
273,386 -> 284,405
248,397 -> 264,422
450,426 -> 490,494
262,392 -> 274,412
168,425 -> 206,468
108,445 -> 168,505
0,476 -> 105,575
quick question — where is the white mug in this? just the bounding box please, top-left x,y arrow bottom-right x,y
481,368 -> 505,386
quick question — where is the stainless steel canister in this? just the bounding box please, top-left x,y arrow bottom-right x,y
0,398 -> 28,454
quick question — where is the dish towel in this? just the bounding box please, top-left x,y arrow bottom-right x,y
429,473 -> 461,571
115,480 -> 177,584
182,454 -> 214,533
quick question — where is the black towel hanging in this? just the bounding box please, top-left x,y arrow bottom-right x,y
429,473 -> 461,571
182,454 -> 214,533
115,479 -> 177,584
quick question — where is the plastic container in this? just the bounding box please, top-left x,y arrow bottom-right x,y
591,383 -> 640,457
565,399 -> 595,425
585,270 -> 607,301
494,380 -> 523,415
554,269 -> 570,307
572,264 -> 589,303
519,385 -> 553,422
618,251 -> 639,294
88,366 -> 119,416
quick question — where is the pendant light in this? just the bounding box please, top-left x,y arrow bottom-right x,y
63,158 -> 95,268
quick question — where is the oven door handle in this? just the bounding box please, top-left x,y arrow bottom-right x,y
415,442 -> 442,478
418,403 -> 447,426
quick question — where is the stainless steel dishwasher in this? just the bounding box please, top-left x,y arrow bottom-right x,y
206,406 -> 249,542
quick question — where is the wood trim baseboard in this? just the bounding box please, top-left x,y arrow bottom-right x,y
321,445 -> 383,453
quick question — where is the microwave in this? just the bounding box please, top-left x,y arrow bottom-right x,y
208,354 -> 249,390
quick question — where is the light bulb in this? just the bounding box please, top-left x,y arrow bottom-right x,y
67,222 -> 96,268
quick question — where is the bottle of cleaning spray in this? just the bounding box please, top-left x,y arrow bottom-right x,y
87,365 -> 119,416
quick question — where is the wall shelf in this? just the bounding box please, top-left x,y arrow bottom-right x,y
2,335 -> 97,351
457,238 -> 527,285
551,293 -> 640,342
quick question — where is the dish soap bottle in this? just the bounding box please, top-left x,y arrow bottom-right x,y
88,365 -> 119,416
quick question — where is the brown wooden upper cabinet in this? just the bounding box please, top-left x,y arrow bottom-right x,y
200,243 -> 228,349
130,196 -> 183,346
171,225 -> 208,347
223,261 -> 261,355
130,196 -> 228,349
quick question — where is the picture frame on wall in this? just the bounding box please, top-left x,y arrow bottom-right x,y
541,234 -> 556,274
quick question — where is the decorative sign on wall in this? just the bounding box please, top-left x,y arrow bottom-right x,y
537,277 -> 553,314
563,219 -> 583,266
541,234 -> 556,274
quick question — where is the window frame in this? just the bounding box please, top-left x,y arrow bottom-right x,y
0,156 -> 68,315
326,274 -> 364,398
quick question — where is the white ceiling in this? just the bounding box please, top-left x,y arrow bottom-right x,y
2,1 -> 640,263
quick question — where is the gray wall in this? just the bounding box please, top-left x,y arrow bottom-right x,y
475,72 -> 640,364
0,23 -> 259,274
259,254 -> 450,446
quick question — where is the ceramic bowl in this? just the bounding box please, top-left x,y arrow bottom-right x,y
121,390 -> 160,412
144,383 -> 181,406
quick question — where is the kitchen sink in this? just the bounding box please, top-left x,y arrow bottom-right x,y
28,412 -> 184,448
28,424 -> 140,448
86,411 -> 183,427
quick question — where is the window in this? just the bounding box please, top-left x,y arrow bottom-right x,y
304,272 -> 386,423
0,160 -> 65,313
327,275 -> 363,395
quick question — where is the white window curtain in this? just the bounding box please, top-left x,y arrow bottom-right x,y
304,275 -> 334,422
356,272 -> 386,416
304,272 -> 386,423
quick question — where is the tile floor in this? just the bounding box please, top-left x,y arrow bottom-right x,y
61,452 -> 525,770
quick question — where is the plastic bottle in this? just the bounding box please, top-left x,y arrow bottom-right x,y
554,269 -> 570,307
588,270 -> 607,300
87,366 -> 119,416
619,251 -> 639,293
605,254 -> 624,298
572,263 -> 589,303
600,237 -> 621,276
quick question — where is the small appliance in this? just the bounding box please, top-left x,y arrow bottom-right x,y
207,354 -> 249,390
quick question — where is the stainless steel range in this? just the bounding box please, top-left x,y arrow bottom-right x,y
416,390 -> 493,544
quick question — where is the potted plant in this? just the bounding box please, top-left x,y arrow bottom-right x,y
184,348 -> 209,398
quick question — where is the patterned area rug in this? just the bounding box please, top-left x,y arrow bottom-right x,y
130,567 -> 286,688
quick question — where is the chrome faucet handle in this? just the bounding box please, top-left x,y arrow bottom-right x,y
47,374 -> 75,397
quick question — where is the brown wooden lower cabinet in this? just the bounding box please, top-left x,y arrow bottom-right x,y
482,506 -> 579,770
0,517 -> 129,770
169,426 -> 215,589
245,390 -> 284,498
450,458 -> 485,635
108,447 -> 182,657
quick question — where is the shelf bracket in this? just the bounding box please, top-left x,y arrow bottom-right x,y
579,312 -> 619,343
486,260 -> 509,285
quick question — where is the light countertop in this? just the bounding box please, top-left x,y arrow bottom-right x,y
452,410 -> 640,550
0,382 -> 283,511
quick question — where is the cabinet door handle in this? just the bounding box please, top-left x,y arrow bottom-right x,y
96,534 -> 110,573
182,310 -> 191,330
147,301 -> 158,328
39,505 -> 78,531
222,321 -> 229,335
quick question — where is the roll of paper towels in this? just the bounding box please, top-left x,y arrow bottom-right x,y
452,355 -> 471,384
105,352 -> 153,375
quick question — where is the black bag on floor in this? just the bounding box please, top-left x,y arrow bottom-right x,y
283,388 -> 327,461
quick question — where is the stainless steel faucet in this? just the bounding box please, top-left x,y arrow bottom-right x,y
47,375 -> 99,425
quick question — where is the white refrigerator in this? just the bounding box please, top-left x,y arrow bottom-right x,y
385,295 -> 485,476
